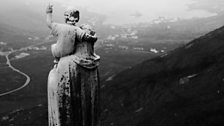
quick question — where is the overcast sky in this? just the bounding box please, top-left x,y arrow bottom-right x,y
0,0 -> 223,25
49,0 -> 220,24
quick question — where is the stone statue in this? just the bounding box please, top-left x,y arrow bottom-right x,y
46,4 -> 100,126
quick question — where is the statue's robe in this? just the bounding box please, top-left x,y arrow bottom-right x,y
48,23 -> 100,126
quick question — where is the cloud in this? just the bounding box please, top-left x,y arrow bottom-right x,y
130,12 -> 143,18
0,0 -> 217,25
51,0 -> 218,24
189,0 -> 224,14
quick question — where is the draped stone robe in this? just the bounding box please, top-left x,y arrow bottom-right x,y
47,23 -> 100,126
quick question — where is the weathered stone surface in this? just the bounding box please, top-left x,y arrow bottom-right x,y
47,19 -> 100,125
48,56 -> 100,126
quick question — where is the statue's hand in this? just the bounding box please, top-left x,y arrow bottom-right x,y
87,34 -> 98,43
90,30 -> 96,36
46,4 -> 53,13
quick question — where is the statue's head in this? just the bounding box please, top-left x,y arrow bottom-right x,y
64,7 -> 79,25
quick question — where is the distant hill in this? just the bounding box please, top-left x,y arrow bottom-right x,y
2,0 -> 224,55
1,1 -> 224,125
1,19 -> 224,126
1,0 -> 224,44
101,25 -> 224,126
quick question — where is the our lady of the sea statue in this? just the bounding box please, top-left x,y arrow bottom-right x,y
46,4 -> 100,126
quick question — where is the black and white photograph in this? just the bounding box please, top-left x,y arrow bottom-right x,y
0,0 -> 224,126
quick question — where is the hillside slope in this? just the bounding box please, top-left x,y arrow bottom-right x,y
1,25 -> 224,126
101,26 -> 224,126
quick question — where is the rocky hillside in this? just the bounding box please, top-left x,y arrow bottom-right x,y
1,23 -> 224,126
101,26 -> 224,126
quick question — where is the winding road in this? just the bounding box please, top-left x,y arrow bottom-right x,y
0,39 -> 52,97
0,53 -> 31,97
0,39 -> 49,97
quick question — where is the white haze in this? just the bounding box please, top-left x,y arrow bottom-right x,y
51,0 -> 218,24
0,0 -> 223,25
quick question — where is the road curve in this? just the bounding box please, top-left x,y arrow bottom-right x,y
0,54 -> 31,97
0,40 -> 51,97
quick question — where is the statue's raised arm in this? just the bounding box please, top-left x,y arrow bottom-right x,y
46,5 -> 98,61
46,4 -> 54,29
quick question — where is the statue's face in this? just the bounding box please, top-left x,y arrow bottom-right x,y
64,9 -> 79,25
